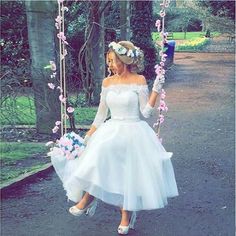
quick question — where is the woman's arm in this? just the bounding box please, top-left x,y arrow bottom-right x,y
85,80 -> 109,139
138,75 -> 163,118
148,90 -> 159,108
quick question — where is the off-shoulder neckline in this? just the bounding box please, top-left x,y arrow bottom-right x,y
102,84 -> 148,89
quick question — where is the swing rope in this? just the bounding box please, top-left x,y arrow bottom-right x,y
57,1 -> 67,136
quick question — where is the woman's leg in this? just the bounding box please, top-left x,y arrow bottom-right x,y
120,208 -> 130,226
75,192 -> 94,209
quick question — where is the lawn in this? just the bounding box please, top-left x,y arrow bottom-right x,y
152,31 -> 220,41
0,95 -> 98,126
0,142 -> 49,183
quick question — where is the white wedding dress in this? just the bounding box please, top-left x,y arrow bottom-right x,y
51,84 -> 178,211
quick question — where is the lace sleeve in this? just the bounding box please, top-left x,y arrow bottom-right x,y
138,85 -> 155,118
91,87 -> 109,128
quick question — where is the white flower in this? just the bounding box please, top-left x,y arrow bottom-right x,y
109,42 -> 127,55
127,49 -> 134,58
48,83 -> 55,89
45,141 -> 54,146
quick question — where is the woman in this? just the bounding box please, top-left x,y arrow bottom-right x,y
51,41 -> 178,235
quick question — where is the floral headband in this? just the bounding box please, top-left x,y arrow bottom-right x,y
108,42 -> 141,59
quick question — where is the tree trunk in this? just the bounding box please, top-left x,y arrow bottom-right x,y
120,1 -> 131,41
25,1 -> 61,134
90,2 -> 105,105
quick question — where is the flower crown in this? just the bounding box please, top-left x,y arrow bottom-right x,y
108,42 -> 141,59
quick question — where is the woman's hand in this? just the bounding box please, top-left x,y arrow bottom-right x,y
152,76 -> 165,93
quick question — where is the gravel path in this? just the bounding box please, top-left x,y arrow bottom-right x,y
1,52 -> 235,236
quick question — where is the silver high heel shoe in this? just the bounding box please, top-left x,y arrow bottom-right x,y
69,198 -> 98,217
117,211 -> 137,235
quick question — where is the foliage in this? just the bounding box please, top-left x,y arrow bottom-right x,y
194,1 -> 235,34
1,1 -> 31,84
131,1 -> 157,80
166,7 -> 200,38
196,0 -> 235,20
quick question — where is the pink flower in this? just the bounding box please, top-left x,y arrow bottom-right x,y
161,89 -> 166,94
159,114 -> 165,124
55,22 -> 59,30
161,55 -> 167,62
55,121 -> 61,126
48,83 -> 55,89
161,93 -> 166,99
62,6 -> 69,12
160,10 -> 166,17
153,122 -> 159,128
49,61 -> 56,71
57,32 -> 66,41
155,65 -> 162,75
57,86 -> 63,93
55,16 -> 62,24
59,94 -> 66,104
57,32 -> 68,45
159,50 -> 163,57
52,126 -> 59,133
67,107 -> 74,113
160,61 -> 165,67
155,19 -> 161,32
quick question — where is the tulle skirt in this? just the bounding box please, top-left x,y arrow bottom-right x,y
51,119 -> 178,211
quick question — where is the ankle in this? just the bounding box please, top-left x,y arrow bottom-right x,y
76,195 -> 94,209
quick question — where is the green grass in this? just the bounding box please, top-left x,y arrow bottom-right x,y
0,142 -> 49,183
0,142 -> 47,163
0,96 -> 98,126
152,31 -> 220,41
1,164 -> 47,182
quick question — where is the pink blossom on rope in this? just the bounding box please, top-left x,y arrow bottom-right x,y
161,93 -> 166,99
67,107 -> 74,113
159,114 -> 165,124
59,94 -> 66,104
57,32 -> 68,45
62,6 -> 69,12
160,10 -> 166,18
55,16 -> 62,24
57,86 -> 63,93
155,19 -> 161,32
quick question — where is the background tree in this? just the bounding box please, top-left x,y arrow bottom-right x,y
78,1 -> 111,105
25,0 -> 61,134
195,0 -> 235,35
131,1 -> 157,82
120,1 -> 131,41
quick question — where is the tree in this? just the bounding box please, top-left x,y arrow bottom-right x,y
131,1 -> 157,81
195,1 -> 235,35
25,0 -> 61,134
78,1 -> 111,105
120,1 -> 131,40
167,7 -> 199,38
